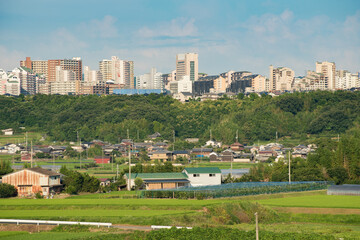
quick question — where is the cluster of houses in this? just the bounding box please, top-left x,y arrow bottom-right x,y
0,132 -> 316,166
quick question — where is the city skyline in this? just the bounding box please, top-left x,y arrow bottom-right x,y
1,0 -> 360,76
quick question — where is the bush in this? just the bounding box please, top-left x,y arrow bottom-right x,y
0,183 -> 17,198
35,191 -> 43,199
66,185 -> 78,195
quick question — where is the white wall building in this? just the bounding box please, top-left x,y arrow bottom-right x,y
136,68 -> 163,89
177,75 -> 193,93
183,167 -> 221,187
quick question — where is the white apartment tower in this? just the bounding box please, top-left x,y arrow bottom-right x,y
315,61 -> 336,90
176,53 -> 198,82
136,68 -> 163,89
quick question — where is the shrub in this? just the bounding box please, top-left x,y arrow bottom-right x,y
66,185 -> 78,195
35,191 -> 43,199
0,183 -> 17,198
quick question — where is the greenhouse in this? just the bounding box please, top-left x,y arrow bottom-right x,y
327,184 -> 360,196
141,181 -> 330,199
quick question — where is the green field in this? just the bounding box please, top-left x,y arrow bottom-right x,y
0,191 -> 359,239
256,195 -> 360,209
0,132 -> 43,145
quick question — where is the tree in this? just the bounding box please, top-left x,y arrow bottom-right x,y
134,177 -> 144,190
0,183 -> 17,198
0,160 -> 13,176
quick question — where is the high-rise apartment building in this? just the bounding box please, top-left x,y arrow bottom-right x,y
99,56 -> 134,88
269,65 -> 295,91
20,57 -> 48,78
12,67 -> 37,95
50,66 -> 76,95
176,53 -> 198,81
315,61 -> 336,90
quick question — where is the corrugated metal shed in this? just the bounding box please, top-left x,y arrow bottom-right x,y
327,184 -> 360,196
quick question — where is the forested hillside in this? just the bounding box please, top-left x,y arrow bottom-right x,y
1,91 -> 360,144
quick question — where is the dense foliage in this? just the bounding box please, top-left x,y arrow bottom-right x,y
240,126 -> 360,184
60,166 -> 100,194
0,183 -> 17,198
2,91 -> 360,144
0,160 -> 13,177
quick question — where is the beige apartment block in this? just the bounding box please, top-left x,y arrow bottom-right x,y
99,56 -> 133,88
251,75 -> 268,92
176,53 -> 198,81
316,61 -> 336,90
269,65 -> 295,91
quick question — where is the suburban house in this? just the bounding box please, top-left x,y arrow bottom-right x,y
172,150 -> 190,160
191,148 -> 213,157
230,142 -> 244,151
209,152 -> 219,161
183,167 -> 221,187
1,128 -> 13,135
94,156 -> 111,164
99,178 -> 111,187
149,150 -> 172,161
124,172 -> 190,190
2,167 -> 62,196
147,132 -> 161,140
205,140 -> 222,148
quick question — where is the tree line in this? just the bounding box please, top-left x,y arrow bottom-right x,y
1,91 -> 360,145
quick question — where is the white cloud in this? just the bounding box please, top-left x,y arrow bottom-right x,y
78,15 -> 118,38
137,18 -> 198,38
0,46 -> 25,71
50,28 -> 88,49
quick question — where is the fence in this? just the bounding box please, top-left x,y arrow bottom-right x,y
140,181 -> 330,199
0,219 -> 112,228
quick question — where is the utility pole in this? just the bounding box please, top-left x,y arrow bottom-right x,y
116,163 -> 119,180
210,129 -> 212,140
255,212 -> 259,240
127,129 -> 129,139
137,129 -> 139,141
25,132 -> 28,151
288,150 -> 291,184
230,150 -> 233,178
128,143 -> 131,191
276,131 -> 278,143
79,137 -> 82,169
173,130 -> 175,151
30,141 -> 33,168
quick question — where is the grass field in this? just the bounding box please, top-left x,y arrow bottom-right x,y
256,195 -> 360,209
0,132 -> 43,145
0,191 -> 359,239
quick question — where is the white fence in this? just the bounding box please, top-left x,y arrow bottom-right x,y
0,219 -> 112,228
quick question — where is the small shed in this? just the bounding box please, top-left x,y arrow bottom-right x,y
327,184 -> 360,196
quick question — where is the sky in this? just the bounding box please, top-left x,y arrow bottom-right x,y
0,0 -> 360,77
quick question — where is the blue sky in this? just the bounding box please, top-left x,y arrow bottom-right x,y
0,0 -> 359,76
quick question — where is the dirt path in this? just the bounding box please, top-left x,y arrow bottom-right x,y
274,207 -> 360,215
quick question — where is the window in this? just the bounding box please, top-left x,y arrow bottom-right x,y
193,174 -> 200,177
209,174 -> 216,177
